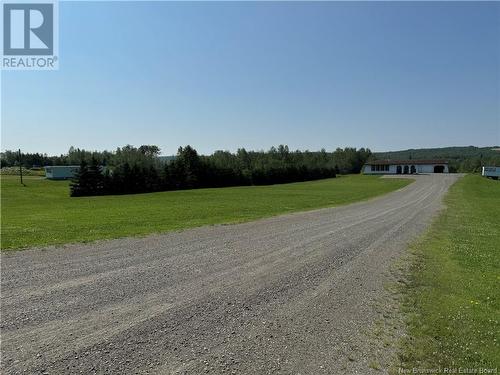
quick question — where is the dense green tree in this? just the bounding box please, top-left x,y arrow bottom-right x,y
70,158 -> 105,197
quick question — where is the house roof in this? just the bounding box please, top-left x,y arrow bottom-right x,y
365,159 -> 448,166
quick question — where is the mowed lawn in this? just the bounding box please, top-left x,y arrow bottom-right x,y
399,175 -> 500,369
1,175 -> 410,250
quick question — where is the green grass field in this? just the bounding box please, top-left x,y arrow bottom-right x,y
1,175 -> 410,250
399,175 -> 500,369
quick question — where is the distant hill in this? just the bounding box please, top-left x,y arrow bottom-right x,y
373,146 -> 500,172
158,155 -> 176,163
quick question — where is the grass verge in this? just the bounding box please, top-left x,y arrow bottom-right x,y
398,175 -> 499,370
1,174 -> 410,250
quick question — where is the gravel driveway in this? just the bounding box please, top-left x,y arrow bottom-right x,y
0,174 -> 460,374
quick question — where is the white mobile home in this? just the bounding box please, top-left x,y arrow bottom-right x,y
363,160 -> 449,175
45,166 -> 80,180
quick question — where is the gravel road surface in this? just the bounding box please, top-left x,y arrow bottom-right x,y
1,174 -> 460,374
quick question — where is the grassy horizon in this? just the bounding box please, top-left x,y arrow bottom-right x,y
398,175 -> 500,369
1,174 -> 410,250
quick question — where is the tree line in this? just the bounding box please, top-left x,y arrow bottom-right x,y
69,145 -> 372,196
3,145 -> 499,174
0,145 -> 157,169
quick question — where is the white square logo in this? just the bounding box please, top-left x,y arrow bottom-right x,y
2,0 -> 58,70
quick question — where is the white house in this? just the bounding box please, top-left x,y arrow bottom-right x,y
363,160 -> 449,175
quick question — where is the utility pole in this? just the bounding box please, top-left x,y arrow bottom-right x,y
18,148 -> 23,185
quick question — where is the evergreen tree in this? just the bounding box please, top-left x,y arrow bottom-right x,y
70,158 -> 104,197
70,160 -> 90,197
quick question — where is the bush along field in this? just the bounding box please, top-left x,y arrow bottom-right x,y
1,174 -> 411,250
398,175 -> 499,370
1,145 -> 373,196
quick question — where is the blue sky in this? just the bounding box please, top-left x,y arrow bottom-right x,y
1,1 -> 499,155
